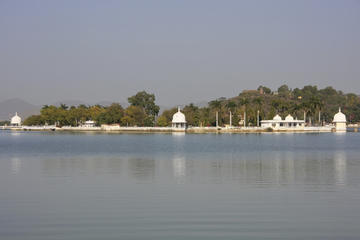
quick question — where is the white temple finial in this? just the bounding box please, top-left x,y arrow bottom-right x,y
15,112 -> 18,116
178,106 -> 181,112
339,107 -> 341,112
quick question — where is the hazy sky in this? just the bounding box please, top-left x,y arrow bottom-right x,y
1,0 -> 359,106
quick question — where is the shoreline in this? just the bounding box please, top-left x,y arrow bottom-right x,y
1,125 -> 349,133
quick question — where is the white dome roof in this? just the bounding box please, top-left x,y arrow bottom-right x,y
273,114 -> 282,121
333,108 -> 346,123
285,114 -> 294,121
172,107 -> 186,123
11,112 -> 21,125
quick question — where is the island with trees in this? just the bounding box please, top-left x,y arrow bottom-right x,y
17,85 -> 360,132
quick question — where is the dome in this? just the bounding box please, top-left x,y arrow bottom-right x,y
172,107 -> 186,123
285,114 -> 294,121
273,114 -> 282,121
333,108 -> 346,123
11,112 -> 22,125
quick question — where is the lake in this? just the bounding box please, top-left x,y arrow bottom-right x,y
1,131 -> 360,239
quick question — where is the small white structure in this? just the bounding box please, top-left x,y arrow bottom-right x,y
333,107 -> 346,132
261,114 -> 305,129
82,120 -> 96,128
172,107 -> 186,129
10,112 -> 22,126
101,124 -> 121,131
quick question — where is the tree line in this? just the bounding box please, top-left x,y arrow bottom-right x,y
157,85 -> 360,127
23,85 -> 360,127
0,120 -> 10,126
24,91 -> 160,127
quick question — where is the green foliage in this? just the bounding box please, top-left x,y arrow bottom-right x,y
156,108 -> 177,126
23,86 -> 360,127
23,92 -> 161,127
278,84 -> 290,97
124,105 -> 147,126
208,100 -> 221,110
128,91 -> 160,116
183,104 -> 201,126
0,120 -> 10,126
156,115 -> 169,127
97,103 -> 123,125
257,85 -> 272,94
23,115 -> 44,126
157,85 -> 360,126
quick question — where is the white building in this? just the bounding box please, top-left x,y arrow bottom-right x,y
261,114 -> 305,129
172,107 -> 186,129
10,112 -> 22,126
82,120 -> 96,128
333,108 -> 346,132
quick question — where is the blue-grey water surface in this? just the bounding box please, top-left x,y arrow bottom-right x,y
1,131 -> 360,240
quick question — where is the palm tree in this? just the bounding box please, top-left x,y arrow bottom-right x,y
239,98 -> 249,108
225,101 -> 237,126
209,100 -> 221,110
225,101 -> 237,112
60,103 -> 68,110
209,100 -> 223,126
307,96 -> 323,125
238,98 -> 250,126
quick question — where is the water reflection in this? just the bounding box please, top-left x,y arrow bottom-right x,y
11,157 -> 21,174
41,156 -> 123,176
35,151 -> 350,187
173,156 -> 186,184
128,158 -> 156,182
172,132 -> 186,137
334,151 -> 347,186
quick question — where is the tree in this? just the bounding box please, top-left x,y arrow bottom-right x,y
97,103 -> 124,125
124,105 -> 146,126
238,98 -> 249,108
225,101 -> 237,112
209,100 -> 225,126
209,100 -> 221,110
278,84 -> 290,97
128,91 -> 160,116
302,85 -> 318,100
306,95 -> 324,125
156,108 -> 177,127
257,85 -> 272,94
60,103 -> 68,110
156,115 -> 169,127
182,104 -> 201,126
40,105 -> 59,125
252,97 -> 263,108
121,115 -> 134,126
23,115 -> 44,126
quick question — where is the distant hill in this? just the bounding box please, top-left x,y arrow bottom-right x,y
0,99 -> 41,121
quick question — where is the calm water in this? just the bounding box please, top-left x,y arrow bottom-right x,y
1,131 -> 360,240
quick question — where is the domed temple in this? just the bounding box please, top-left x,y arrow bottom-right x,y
172,107 -> 186,129
10,112 -> 22,126
333,107 -> 346,132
